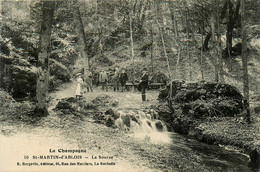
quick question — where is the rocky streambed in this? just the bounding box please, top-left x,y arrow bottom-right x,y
154,81 -> 260,169
50,81 -> 260,170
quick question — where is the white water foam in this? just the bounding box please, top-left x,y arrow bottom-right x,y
115,110 -> 172,144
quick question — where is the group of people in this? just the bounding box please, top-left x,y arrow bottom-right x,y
75,67 -> 149,102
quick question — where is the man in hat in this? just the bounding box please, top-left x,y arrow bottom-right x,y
139,68 -> 149,101
84,69 -> 93,92
113,67 -> 120,91
119,68 -> 128,92
99,69 -> 108,91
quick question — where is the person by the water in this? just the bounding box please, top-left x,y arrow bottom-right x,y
119,68 -> 128,92
84,69 -> 93,92
139,68 -> 149,101
75,73 -> 84,99
99,69 -> 108,91
113,67 -> 120,91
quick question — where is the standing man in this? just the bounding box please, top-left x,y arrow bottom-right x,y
99,70 -> 108,91
84,69 -> 93,92
139,68 -> 149,101
93,72 -> 99,86
113,67 -> 120,91
119,68 -> 128,92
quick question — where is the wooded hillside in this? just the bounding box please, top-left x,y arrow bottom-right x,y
0,0 -> 259,101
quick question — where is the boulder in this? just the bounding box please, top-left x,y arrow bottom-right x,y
55,98 -> 76,114
105,109 -> 120,119
155,121 -> 163,132
121,115 -> 131,128
106,117 -> 115,127
159,82 -> 243,118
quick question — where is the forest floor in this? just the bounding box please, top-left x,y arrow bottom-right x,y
0,81 -> 259,172
0,82 -> 184,172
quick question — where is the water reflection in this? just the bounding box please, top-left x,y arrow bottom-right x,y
116,110 -> 257,171
168,132 -> 255,172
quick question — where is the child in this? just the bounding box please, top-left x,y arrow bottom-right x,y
75,73 -> 84,99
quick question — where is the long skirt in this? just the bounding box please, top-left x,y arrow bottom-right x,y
75,83 -> 82,96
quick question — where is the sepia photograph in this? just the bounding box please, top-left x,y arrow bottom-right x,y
0,0 -> 259,171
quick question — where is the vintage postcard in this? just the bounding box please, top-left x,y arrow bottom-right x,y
0,0 -> 259,171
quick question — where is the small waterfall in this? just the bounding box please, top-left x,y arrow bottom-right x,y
114,110 -> 171,144
114,113 -> 126,130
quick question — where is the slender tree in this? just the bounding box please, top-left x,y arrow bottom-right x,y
72,1 -> 89,77
217,0 -> 224,82
155,1 -> 173,109
225,0 -> 240,57
129,8 -> 135,61
241,0 -> 250,123
35,0 -> 55,115
200,26 -> 205,80
150,23 -> 154,74
169,2 -> 180,79
201,0 -> 227,51
211,0 -> 219,82
186,6 -> 192,81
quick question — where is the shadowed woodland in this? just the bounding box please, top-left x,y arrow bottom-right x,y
0,0 -> 260,171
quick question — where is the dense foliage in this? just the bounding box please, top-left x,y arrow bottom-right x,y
0,0 -> 259,100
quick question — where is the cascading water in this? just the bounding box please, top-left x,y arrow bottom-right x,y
115,110 -> 171,144
114,110 -> 253,171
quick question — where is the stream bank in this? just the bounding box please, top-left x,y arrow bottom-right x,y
1,81 -> 258,171
50,81 -> 259,170
154,81 -> 260,169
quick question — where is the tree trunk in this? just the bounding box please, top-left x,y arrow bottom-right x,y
159,26 -> 173,109
138,0 -> 147,31
211,1 -> 219,82
155,2 -> 172,108
169,3 -> 180,78
186,8 -> 192,81
35,0 -> 55,116
202,32 -> 212,51
217,0 -> 224,82
225,0 -> 240,57
150,24 -> 154,74
202,0 -> 228,52
200,29 -> 204,80
129,10 -> 135,61
73,1 -> 89,78
241,0 -> 250,123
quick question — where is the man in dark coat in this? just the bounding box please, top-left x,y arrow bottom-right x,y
119,68 -> 128,92
84,69 -> 93,92
139,68 -> 149,101
113,67 -> 120,91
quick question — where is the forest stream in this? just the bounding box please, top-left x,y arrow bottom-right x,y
0,82 -> 256,172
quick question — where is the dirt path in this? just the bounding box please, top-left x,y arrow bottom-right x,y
1,82 -> 174,172
49,81 -> 159,110
1,81 -> 254,171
